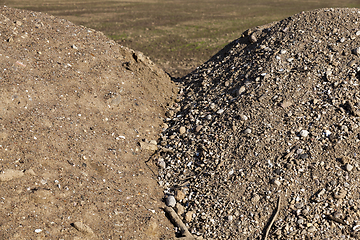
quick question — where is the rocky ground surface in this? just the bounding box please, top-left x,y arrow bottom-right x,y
0,6 -> 178,240
4,5 -> 360,240
158,8 -> 360,240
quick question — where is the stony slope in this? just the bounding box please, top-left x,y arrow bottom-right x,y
159,8 -> 360,239
0,6 -> 177,239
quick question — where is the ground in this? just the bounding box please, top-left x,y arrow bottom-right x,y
3,0 -> 360,77
0,7 -> 177,239
2,2 -> 360,240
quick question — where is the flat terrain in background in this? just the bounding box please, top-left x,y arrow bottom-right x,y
3,0 -> 360,77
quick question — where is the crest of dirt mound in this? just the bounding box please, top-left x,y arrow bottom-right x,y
0,6 -> 178,239
158,8 -> 360,239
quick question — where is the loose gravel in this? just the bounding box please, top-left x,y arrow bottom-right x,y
157,8 -> 360,239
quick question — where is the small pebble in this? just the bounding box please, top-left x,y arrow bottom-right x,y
281,100 -> 293,108
165,195 -> 176,207
227,215 -> 233,222
244,128 -> 252,134
195,125 -> 203,132
308,226 -> 316,233
300,130 -> 309,137
240,114 -> 248,121
175,189 -> 186,201
157,159 -> 166,169
353,225 -> 360,232
324,130 -> 331,137
249,34 -> 257,43
175,203 -> 185,216
345,163 -> 353,172
238,86 -> 246,95
35,229 -> 42,233
217,109 -> 224,115
179,126 -> 186,135
185,211 -> 194,222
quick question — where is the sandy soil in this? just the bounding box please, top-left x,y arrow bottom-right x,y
0,6 -> 178,240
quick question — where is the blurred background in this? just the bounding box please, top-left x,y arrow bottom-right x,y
3,0 -> 360,77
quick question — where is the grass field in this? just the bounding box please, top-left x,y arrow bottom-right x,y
3,0 -> 360,77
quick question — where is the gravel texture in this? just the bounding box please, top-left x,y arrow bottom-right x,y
158,8 -> 360,239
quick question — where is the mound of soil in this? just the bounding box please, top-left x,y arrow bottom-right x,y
0,6 -> 178,239
158,8 -> 360,239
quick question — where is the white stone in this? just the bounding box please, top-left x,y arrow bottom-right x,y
240,114 -> 248,121
300,130 -> 309,137
217,109 -> 224,115
324,130 -> 331,137
345,163 -> 353,172
165,195 -> 176,207
157,159 -> 166,169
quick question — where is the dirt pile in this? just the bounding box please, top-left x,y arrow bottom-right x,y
158,8 -> 360,239
0,6 -> 177,239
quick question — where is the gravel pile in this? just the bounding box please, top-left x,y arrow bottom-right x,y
0,7 -> 176,239
158,8 -> 360,239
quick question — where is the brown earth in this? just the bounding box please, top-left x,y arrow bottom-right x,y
0,6 -> 178,239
